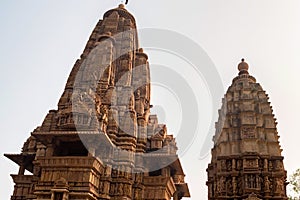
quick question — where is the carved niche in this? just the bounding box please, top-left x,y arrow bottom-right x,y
241,113 -> 256,125
244,159 -> 258,168
244,193 -> 262,200
241,127 -> 256,139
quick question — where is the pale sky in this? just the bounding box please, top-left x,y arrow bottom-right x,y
1,0 -> 300,199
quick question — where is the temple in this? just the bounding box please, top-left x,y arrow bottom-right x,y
5,5 -> 190,200
206,59 -> 288,199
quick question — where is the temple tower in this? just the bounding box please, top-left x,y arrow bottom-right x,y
5,5 -> 190,200
206,59 -> 288,200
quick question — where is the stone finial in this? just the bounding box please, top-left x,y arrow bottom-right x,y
106,31 -> 112,36
119,4 -> 125,9
238,58 -> 249,75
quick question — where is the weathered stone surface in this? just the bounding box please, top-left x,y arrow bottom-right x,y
206,59 -> 288,200
5,4 -> 190,200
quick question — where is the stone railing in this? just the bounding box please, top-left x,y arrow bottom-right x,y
38,156 -> 103,170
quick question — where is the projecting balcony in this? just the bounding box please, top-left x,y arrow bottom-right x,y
34,157 -> 104,200
143,176 -> 176,200
37,156 -> 103,170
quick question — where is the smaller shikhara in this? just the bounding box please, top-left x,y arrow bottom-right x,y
206,59 -> 288,200
5,5 -> 190,200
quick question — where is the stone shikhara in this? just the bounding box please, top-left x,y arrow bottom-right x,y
5,4 -> 190,200
206,59 -> 288,200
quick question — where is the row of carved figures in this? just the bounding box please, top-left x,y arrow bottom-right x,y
98,182 -> 143,199
209,175 -> 286,197
219,158 -> 284,172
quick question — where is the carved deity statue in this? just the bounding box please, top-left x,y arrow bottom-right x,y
275,178 -> 284,195
221,160 -> 226,170
249,175 -> 256,188
135,90 -> 144,117
134,189 -> 139,199
117,183 -> 123,195
227,160 -> 232,171
99,105 -> 108,132
232,177 -> 237,195
264,176 -> 270,192
226,179 -> 233,195
217,176 -> 226,192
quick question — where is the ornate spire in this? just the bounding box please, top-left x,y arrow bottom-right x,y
207,61 -> 287,199
5,5 -> 190,200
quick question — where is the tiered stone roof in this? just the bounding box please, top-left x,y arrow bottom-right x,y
207,59 -> 287,200
6,5 -> 190,200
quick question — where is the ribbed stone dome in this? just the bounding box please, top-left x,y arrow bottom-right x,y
103,4 -> 136,27
238,58 -> 249,75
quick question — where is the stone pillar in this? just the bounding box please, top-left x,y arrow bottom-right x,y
232,177 -> 237,195
88,147 -> 96,157
51,192 -> 55,200
36,142 -> 46,158
18,165 -> 25,175
173,191 -> 179,200
46,144 -> 54,156
232,159 -> 236,171
264,158 -> 268,170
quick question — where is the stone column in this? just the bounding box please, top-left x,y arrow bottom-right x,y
88,147 -> 96,157
18,164 -> 25,175
264,159 -> 268,171
46,144 -> 54,156
173,191 -> 179,200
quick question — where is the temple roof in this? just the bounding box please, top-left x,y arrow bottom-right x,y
103,4 -> 136,28
5,5 -> 190,200
206,59 -> 287,199
213,59 -> 283,156
4,153 -> 35,173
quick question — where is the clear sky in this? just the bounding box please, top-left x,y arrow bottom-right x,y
1,0 -> 300,199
